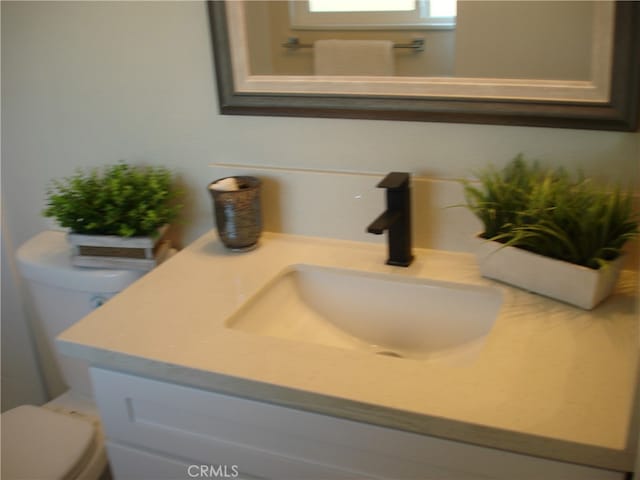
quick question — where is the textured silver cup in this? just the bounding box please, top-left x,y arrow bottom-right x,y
208,176 -> 262,251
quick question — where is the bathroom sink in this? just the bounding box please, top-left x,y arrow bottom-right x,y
226,264 -> 503,365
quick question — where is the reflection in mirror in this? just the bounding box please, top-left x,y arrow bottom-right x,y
246,1 -> 594,81
246,0 -> 456,77
232,0 -> 613,101
207,1 -> 639,131
455,2 -> 592,81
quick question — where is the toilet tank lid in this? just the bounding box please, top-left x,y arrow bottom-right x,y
16,230 -> 144,293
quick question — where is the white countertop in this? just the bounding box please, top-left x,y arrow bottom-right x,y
57,231 -> 640,471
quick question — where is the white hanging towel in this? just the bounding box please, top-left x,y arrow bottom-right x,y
314,39 -> 394,76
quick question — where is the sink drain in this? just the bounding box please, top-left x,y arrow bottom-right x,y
375,351 -> 403,358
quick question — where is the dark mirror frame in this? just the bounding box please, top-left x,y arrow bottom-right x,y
207,1 -> 639,131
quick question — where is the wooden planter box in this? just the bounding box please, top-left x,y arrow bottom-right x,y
475,238 -> 624,310
68,226 -> 170,271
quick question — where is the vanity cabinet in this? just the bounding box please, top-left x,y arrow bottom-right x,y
91,368 -> 626,480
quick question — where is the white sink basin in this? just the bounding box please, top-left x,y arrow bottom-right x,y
226,264 -> 503,365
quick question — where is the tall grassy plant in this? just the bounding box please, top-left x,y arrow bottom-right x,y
463,157 -> 638,269
462,155 -> 548,239
44,163 -> 182,237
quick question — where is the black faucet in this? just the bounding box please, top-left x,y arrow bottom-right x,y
367,172 -> 413,267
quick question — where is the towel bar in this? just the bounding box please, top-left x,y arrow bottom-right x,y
282,37 -> 424,52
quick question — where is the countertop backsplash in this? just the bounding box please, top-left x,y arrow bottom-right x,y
209,163 -> 639,269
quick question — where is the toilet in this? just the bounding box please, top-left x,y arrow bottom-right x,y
2,230 -> 145,480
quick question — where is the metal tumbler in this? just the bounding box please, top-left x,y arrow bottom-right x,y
208,176 -> 262,251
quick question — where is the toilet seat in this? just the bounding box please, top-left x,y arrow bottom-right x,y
1,405 -> 99,480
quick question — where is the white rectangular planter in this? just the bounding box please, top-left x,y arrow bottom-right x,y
475,238 -> 624,310
68,226 -> 170,271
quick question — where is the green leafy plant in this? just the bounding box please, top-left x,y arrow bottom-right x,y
43,163 -> 182,238
462,155 -> 638,269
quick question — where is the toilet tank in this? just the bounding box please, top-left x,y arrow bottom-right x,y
16,231 -> 144,399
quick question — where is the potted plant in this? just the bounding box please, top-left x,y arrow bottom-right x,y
43,162 -> 182,270
462,155 -> 638,309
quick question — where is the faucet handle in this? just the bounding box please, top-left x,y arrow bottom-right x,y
377,172 -> 410,190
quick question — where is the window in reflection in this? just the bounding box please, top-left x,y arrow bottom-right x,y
430,0 -> 456,18
309,0 -> 415,13
291,0 -> 456,29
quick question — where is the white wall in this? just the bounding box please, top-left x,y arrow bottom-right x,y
0,2 -> 46,412
1,202 -> 46,411
1,0 -> 638,408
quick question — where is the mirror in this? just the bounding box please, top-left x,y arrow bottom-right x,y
207,1 -> 639,131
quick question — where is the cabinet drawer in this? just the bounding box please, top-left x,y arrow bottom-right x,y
91,368 -> 624,480
93,370 -> 382,479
